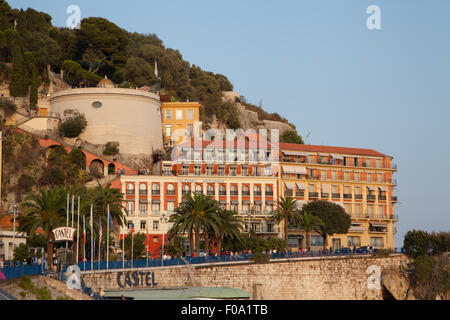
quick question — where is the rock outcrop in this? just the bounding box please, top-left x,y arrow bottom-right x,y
381,268 -> 410,300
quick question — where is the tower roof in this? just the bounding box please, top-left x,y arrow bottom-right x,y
97,76 -> 114,88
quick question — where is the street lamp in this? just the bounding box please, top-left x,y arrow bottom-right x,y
9,203 -> 19,260
160,213 -> 169,267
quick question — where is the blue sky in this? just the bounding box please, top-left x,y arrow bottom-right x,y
9,0 -> 450,246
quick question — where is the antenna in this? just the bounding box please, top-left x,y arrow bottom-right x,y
304,132 -> 311,144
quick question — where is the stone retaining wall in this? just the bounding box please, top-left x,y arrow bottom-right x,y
82,254 -> 407,300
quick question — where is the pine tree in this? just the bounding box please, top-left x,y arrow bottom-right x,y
9,45 -> 27,97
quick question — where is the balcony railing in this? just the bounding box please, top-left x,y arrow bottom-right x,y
265,192 -> 274,197
332,193 -> 341,199
207,191 -> 215,196
367,195 -> 376,201
344,194 -> 352,199
296,192 -> 305,197
309,192 -> 319,198
355,194 -> 363,200
242,192 -> 250,196
321,193 -> 329,198
152,191 -> 160,195
231,191 -> 239,196
285,191 -> 293,197
126,190 -> 135,195
254,192 -> 262,196
219,192 -> 227,196
167,191 -> 176,196
379,196 -> 387,201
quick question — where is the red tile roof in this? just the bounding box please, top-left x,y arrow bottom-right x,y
279,143 -> 390,158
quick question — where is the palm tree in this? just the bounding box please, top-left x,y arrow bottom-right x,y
170,194 -> 220,256
18,188 -> 67,268
297,211 -> 323,250
215,210 -> 243,255
271,197 -> 302,247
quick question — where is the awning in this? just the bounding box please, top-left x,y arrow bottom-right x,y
284,182 -> 295,190
254,200 -> 262,205
379,187 -> 388,192
152,200 -> 161,204
367,186 -> 376,191
283,166 -> 307,175
321,184 -> 330,193
139,200 -> 148,204
331,154 -> 344,160
283,151 -> 309,156
296,183 -> 306,190
371,223 -> 388,228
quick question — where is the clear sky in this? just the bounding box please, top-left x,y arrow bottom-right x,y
9,0 -> 450,246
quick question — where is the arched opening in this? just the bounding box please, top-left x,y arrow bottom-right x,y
89,159 -> 105,178
108,163 -> 116,175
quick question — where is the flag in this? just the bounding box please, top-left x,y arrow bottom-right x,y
0,270 -> 6,281
146,225 -> 149,255
108,210 -> 114,231
99,218 -> 102,243
83,216 -> 86,244
131,223 -> 135,234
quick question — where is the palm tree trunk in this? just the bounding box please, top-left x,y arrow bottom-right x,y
189,231 -> 194,256
217,234 -> 222,256
195,227 -> 200,257
323,235 -> 328,250
204,232 -> 209,256
47,232 -> 53,270
306,229 -> 311,250
284,219 -> 289,250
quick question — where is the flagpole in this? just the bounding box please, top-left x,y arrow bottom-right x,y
107,205 -> 110,271
98,217 -> 101,269
90,204 -> 93,271
71,195 -> 75,228
146,225 -> 149,268
131,227 -> 134,269
76,196 -> 80,266
66,194 -> 69,249
122,216 -> 125,271
83,215 -> 86,271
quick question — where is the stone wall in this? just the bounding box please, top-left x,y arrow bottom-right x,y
82,254 -> 408,300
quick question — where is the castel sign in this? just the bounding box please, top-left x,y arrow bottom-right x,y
117,271 -> 158,289
52,227 -> 76,242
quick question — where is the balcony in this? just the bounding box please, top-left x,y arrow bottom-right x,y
167,191 -> 176,196
321,193 -> 329,198
219,191 -> 227,196
344,194 -> 352,199
285,191 -> 293,197
296,192 -> 305,198
355,194 -> 363,200
349,226 -> 366,233
332,193 -> 341,199
139,211 -> 148,216
242,192 -> 250,196
151,211 -> 160,216
126,190 -> 135,195
392,196 -> 398,203
254,192 -> 262,197
309,192 -> 319,198
139,191 -> 148,195
207,191 -> 215,196
379,196 -> 387,201
231,191 -> 239,196
152,191 -> 160,196
265,192 -> 274,197
367,195 -> 376,202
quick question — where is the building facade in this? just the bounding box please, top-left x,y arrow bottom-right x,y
278,143 -> 398,250
161,102 -> 202,148
118,138 -> 398,256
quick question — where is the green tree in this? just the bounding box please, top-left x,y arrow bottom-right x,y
59,109 -> 87,138
280,130 -> 304,145
271,197 -> 301,247
13,243 -> 30,264
18,188 -> 67,268
215,210 -> 243,255
297,211 -> 323,250
10,44 -> 28,97
170,194 -> 220,256
302,200 -> 351,249
404,230 -> 431,259
121,232 -> 146,259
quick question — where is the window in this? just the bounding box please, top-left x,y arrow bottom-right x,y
370,237 -> 384,248
368,205 -> 374,217
254,202 -> 261,213
311,235 -> 324,247
153,221 -> 159,230
183,185 -> 190,195
355,187 -> 361,195
206,166 -> 213,176
379,205 -> 385,218
140,221 -> 146,230
367,174 -> 372,183
355,173 -> 360,182
376,159 -> 381,168
194,166 -> 201,175
355,204 -> 361,217
347,236 -> 360,247
207,185 -> 214,195
345,204 -> 351,214
242,166 -> 249,176
218,166 -> 225,176
182,166 -> 189,175
167,184 -> 175,195
309,184 -> 315,193
254,186 -> 261,196
243,203 -> 250,213
332,171 -> 337,181
152,184 -> 160,194
167,201 -> 175,212
230,166 -> 237,176
219,185 -> 226,196
231,185 -> 238,195
139,202 -> 148,213
266,185 -> 273,195
321,170 -> 326,180
264,166 -> 272,176
242,186 -> 250,195
187,109 -> 194,120
266,202 -> 273,213
165,110 -> 172,120
127,201 -> 134,214
139,184 -> 147,195
378,174 -> 382,183
195,185 -> 202,194
165,125 -> 172,137
344,172 -> 349,181
126,183 -> 134,195
176,110 -> 183,120
152,201 -> 160,213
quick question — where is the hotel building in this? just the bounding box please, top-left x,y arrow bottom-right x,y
118,137 -> 398,256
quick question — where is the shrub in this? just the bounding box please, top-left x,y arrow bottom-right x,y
58,109 -> 87,138
0,97 -> 17,117
19,291 -> 27,298
280,130 -> 304,145
17,174 -> 35,194
39,167 -> 65,186
18,276 -> 34,292
404,230 -> 431,258
103,141 -> 120,156
414,254 -> 435,284
13,243 -> 30,264
252,251 -> 270,264
36,286 -> 52,300
67,148 -> 86,169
